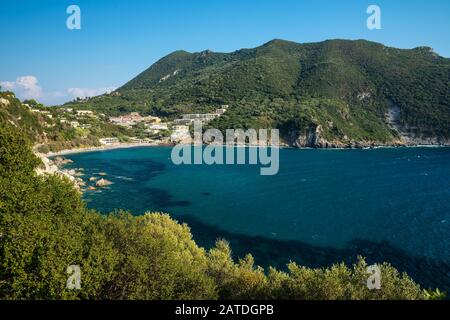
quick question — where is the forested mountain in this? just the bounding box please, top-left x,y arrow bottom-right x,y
64,39 -> 450,147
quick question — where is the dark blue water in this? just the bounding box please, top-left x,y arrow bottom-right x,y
65,146 -> 450,290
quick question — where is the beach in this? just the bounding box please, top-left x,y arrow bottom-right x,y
45,142 -> 171,157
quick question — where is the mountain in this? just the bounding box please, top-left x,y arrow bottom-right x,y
64,39 -> 450,147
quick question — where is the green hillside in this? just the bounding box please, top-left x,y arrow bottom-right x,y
0,91 -> 132,153
64,39 -> 450,147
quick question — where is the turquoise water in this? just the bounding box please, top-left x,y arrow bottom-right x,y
65,146 -> 450,290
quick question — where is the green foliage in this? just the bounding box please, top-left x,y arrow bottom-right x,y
0,92 -> 139,153
424,288 -> 447,300
96,211 -> 217,299
64,39 -> 450,143
207,241 -> 425,300
0,125 -> 439,300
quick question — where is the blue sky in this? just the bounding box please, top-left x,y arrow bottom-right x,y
1,0 -> 449,105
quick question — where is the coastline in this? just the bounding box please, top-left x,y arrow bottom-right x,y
34,142 -> 172,192
45,142 -> 173,157
33,139 -> 450,196
43,141 -> 450,158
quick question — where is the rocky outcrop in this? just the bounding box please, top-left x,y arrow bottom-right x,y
386,102 -> 450,146
95,179 -> 113,187
0,97 -> 10,106
53,156 -> 73,166
35,155 -> 59,175
290,125 -> 320,148
35,153 -> 84,190
399,135 -> 450,146
289,125 -> 341,148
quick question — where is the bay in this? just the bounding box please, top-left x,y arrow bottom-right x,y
64,146 -> 450,290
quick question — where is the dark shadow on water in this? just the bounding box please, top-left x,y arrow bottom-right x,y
177,214 -> 450,291
81,158 -> 192,212
135,187 -> 191,209
70,154 -> 450,290
117,160 -> 192,209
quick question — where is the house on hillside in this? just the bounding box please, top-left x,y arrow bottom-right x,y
146,123 -> 169,134
76,110 -> 94,117
170,125 -> 190,143
99,137 -> 119,145
173,119 -> 192,125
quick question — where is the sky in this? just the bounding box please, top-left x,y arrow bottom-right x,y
1,0 -> 449,105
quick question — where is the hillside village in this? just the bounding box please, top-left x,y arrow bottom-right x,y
1,89 -> 230,151
15,94 -> 229,145
96,104 -> 230,145
33,104 -> 229,146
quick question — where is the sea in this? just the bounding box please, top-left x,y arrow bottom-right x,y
63,146 -> 450,291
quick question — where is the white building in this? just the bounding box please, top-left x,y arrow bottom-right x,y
215,108 -> 227,115
99,137 -> 119,145
173,125 -> 189,133
129,137 -> 151,144
171,125 -> 191,143
182,113 -> 219,121
76,110 -> 94,117
173,119 -> 193,125
147,123 -> 169,131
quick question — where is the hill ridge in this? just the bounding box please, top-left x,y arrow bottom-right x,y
63,38 -> 450,147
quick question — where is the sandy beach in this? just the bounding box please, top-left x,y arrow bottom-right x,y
45,142 -> 173,157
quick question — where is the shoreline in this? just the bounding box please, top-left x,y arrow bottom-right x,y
45,142 -> 173,157
35,142 -> 172,192
43,141 -> 450,158
35,141 -> 449,195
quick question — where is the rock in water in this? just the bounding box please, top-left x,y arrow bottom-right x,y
53,156 -> 73,166
96,178 -> 113,187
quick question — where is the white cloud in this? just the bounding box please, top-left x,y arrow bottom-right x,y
1,76 -> 43,100
1,75 -> 116,105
